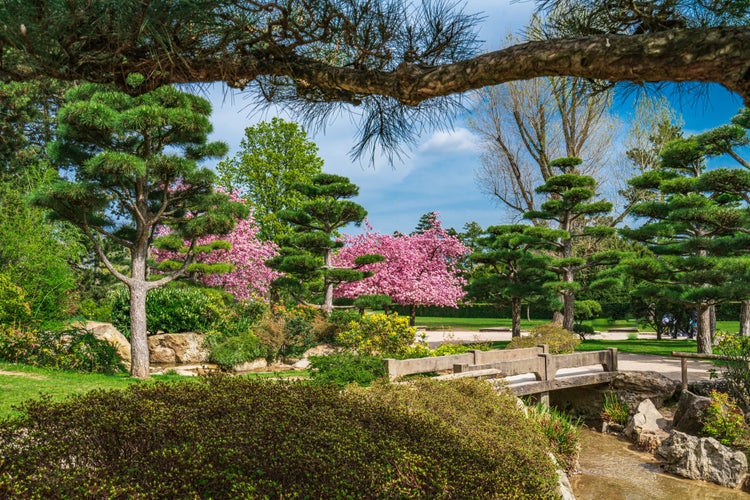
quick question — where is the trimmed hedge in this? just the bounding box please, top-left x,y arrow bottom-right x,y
391,304 -> 555,319
0,377 -> 560,499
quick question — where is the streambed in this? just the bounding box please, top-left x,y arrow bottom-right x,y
570,429 -> 748,499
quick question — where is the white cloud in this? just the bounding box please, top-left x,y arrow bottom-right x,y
418,128 -> 481,154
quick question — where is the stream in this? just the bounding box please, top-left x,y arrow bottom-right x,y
570,429 -> 749,499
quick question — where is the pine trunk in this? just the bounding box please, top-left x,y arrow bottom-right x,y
696,305 -> 713,354
129,246 -> 151,378
562,291 -> 575,332
511,298 -> 522,338
322,248 -> 333,316
410,305 -> 416,327
740,300 -> 750,336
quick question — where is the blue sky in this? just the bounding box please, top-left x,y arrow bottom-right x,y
202,0 -> 744,236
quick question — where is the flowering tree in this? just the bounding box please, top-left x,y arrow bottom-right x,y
154,197 -> 279,301
336,218 -> 470,325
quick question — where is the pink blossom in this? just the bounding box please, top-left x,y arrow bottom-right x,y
153,194 -> 279,301
335,217 -> 469,308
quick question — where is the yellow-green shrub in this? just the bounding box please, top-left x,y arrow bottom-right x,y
506,323 -> 580,354
336,313 -> 416,356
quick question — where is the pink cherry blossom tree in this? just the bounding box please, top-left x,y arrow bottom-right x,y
153,195 -> 279,301
335,217 -> 469,325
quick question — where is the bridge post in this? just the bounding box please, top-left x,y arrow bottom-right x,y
604,348 -> 618,372
537,350 -> 551,407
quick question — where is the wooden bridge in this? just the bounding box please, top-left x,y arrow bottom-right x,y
384,345 -> 619,402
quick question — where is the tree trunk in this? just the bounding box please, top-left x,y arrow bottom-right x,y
740,300 -> 750,336
511,298 -> 522,338
129,280 -> 150,379
526,304 -> 531,322
409,305 -> 416,327
322,249 -> 333,316
696,304 -> 713,354
562,290 -> 575,332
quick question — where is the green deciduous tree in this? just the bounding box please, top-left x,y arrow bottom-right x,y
32,83 -> 246,378
524,157 -> 621,331
466,224 -> 555,337
268,174 -> 382,315
217,118 -> 324,242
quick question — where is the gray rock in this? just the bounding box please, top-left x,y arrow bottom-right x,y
624,399 -> 670,452
672,390 -> 711,435
293,358 -> 311,370
610,371 -> 680,412
658,430 -> 748,489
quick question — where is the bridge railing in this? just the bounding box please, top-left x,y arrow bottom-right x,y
383,346 -> 618,393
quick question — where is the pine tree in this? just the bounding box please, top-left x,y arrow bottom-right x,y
465,224 -> 555,337
523,157 -> 620,331
32,83 -> 246,378
267,174 -> 382,315
620,134 -> 750,353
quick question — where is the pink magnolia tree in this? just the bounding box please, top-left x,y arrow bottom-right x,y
153,195 -> 279,301
335,218 -> 469,324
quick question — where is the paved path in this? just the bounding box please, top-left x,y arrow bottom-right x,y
423,329 -> 720,383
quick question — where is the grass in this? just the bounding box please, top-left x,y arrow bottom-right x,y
0,362 -> 309,419
416,317 -> 549,331
576,339 -> 697,357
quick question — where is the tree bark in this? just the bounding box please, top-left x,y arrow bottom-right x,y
562,290 -> 575,332
696,304 -> 713,354
128,282 -> 150,379
409,305 -> 416,327
5,23 -> 750,104
511,298 -> 522,338
322,248 -> 333,316
740,300 -> 750,336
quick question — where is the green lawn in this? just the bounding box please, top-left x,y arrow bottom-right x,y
0,362 -> 310,420
576,339 -> 697,357
416,317 -> 549,331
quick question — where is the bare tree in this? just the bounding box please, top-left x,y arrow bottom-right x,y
468,74 -> 618,220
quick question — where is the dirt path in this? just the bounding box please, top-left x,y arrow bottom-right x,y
0,370 -> 46,380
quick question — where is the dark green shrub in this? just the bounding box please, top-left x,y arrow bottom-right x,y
110,286 -> 224,336
0,325 -> 124,374
308,352 -> 386,387
209,333 -> 267,369
507,323 -> 580,354
0,377 -> 560,499
315,309 -> 360,344
573,323 -> 595,340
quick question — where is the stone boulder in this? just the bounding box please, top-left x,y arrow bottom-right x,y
148,333 -> 209,364
624,399 -> 671,452
549,371 -> 679,427
610,371 -> 680,412
78,321 -> 131,365
672,390 -> 711,435
302,344 -> 340,358
657,430 -> 748,489
233,358 -> 268,372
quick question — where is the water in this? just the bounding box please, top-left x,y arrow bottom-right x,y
570,429 -> 749,499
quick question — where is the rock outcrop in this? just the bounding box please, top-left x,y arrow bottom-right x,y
79,321 -> 131,365
624,399 -> 671,452
148,333 -> 209,364
658,431 -> 748,489
672,390 -> 711,435
610,371 -> 679,412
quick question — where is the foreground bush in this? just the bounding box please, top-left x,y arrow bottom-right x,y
507,323 -> 581,354
0,378 -> 560,499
